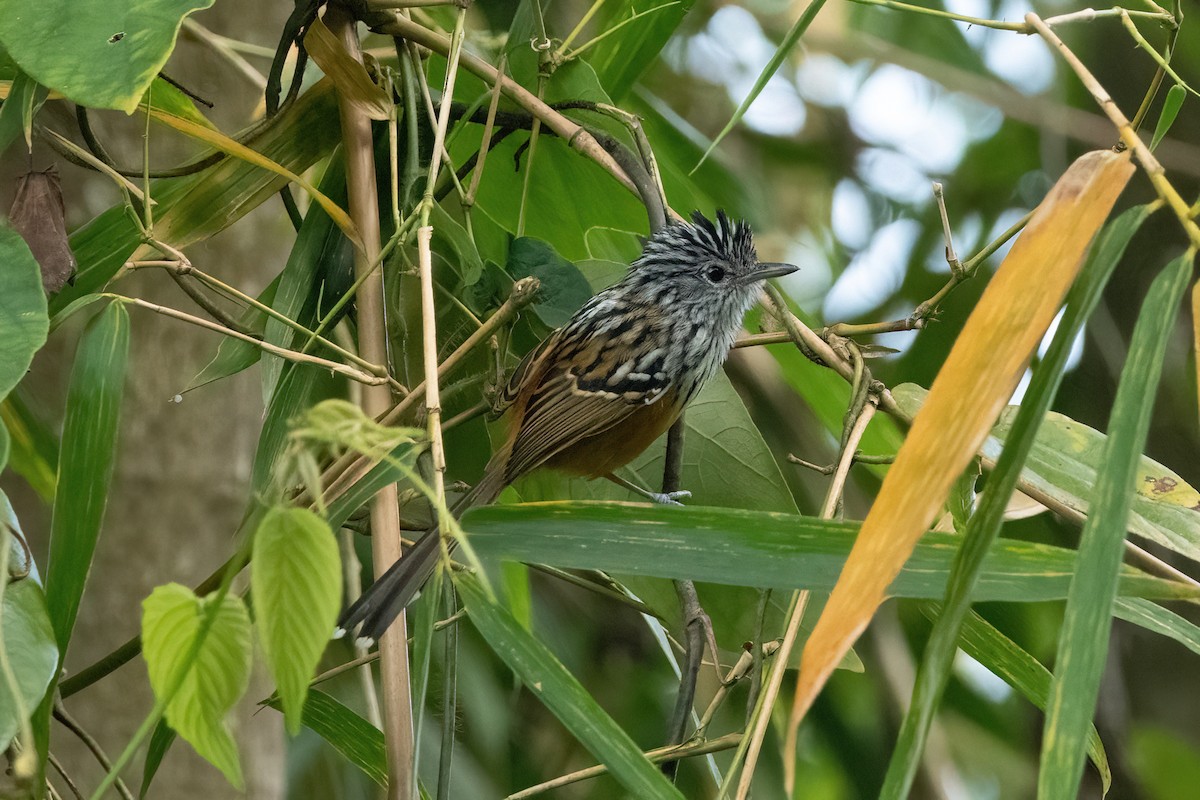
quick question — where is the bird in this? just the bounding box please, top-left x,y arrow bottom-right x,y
337,210 -> 797,644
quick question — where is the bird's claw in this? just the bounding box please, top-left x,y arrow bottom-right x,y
650,490 -> 691,506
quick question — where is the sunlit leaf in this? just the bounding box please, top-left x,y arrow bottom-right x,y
251,507 -> 341,736
0,0 -> 214,112
141,584 -> 252,788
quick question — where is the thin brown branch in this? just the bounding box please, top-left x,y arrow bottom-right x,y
325,6 -> 416,799
505,732 -> 744,799
366,13 -> 639,196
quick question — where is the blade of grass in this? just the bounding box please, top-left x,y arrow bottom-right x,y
880,203 -> 1156,799
1039,250 -> 1195,799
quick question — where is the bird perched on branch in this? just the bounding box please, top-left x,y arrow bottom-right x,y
338,210 -> 797,644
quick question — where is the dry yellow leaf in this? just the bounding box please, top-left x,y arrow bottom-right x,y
784,149 -> 1135,784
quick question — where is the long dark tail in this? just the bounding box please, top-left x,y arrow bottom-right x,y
336,465 -> 508,645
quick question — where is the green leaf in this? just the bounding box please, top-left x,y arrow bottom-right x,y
264,689 -> 387,787
44,301 -> 129,654
461,501 -> 1197,602
183,275 -> 280,394
882,203 -> 1152,799
251,507 -> 341,736
142,75 -> 214,130
261,155 -> 351,402
457,573 -> 685,800
138,720 -> 177,800
0,0 -> 215,113
587,0 -> 696,101
1039,252 -> 1194,800
947,610 -> 1110,793
1,390 -> 60,502
1150,84 -> 1185,151
1113,598 -> 1200,658
141,583 -> 252,789
0,69 -> 48,155
505,238 -> 594,327
0,222 -> 48,401
894,381 -> 1200,563
1129,725 -> 1200,800
0,494 -> 58,750
431,202 -> 484,288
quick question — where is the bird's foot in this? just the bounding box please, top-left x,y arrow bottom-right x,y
648,490 -> 691,506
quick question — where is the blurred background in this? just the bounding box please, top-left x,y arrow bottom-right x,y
5,0 -> 1200,797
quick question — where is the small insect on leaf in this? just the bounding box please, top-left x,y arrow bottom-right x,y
8,168 -> 77,294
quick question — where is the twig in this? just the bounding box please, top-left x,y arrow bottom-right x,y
117,295 -> 392,386
846,0 -> 1175,32
53,705 -> 135,800
696,641 -> 782,735
366,14 -> 639,196
46,754 -> 84,800
1026,12 -> 1200,249
787,452 -> 894,474
505,732 -> 744,799
340,526 -> 383,728
182,18 -> 268,90
129,257 -> 404,389
314,278 -> 539,505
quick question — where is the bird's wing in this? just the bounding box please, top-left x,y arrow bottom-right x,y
501,309 -> 676,482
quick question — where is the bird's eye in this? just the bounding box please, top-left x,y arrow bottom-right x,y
705,265 -> 726,283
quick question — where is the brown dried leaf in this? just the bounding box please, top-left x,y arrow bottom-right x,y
8,167 -> 76,294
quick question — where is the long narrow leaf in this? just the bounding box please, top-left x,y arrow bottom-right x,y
1113,598 -> 1200,657
461,502 -> 1197,602
44,301 -> 130,653
1039,251 -> 1194,799
457,573 -> 685,800
946,609 -> 1110,793
265,689 -> 387,787
881,203 -> 1155,799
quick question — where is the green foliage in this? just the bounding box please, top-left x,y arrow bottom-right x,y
0,223 -> 48,400
252,507 -> 342,736
504,237 -> 594,327
141,583 -> 252,788
44,302 -> 129,653
265,689 -> 388,788
0,0 -> 214,112
1039,252 -> 1195,799
0,494 -> 57,751
457,573 -> 686,800
462,500 -> 1194,602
